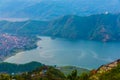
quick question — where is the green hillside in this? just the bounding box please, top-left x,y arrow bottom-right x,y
0,61 -> 43,74
0,14 -> 120,42
1,59 -> 120,80
59,66 -> 89,76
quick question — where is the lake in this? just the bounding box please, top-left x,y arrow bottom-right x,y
4,36 -> 120,69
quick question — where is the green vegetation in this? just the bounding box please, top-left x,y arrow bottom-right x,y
0,66 -> 90,80
0,60 -> 120,80
0,61 -> 43,74
59,66 -> 89,76
0,66 -> 66,80
90,64 -> 120,80
67,69 -> 79,80
0,63 -> 120,80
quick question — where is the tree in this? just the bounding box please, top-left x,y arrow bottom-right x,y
79,72 -> 89,80
67,69 -> 78,80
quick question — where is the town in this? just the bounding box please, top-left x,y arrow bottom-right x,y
0,33 -> 39,61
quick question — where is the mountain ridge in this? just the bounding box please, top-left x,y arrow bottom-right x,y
0,13 -> 120,42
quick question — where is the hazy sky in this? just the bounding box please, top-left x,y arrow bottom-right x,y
0,0 -> 120,19
0,0 -> 120,4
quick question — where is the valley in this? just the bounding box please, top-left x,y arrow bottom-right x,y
0,0 -> 120,79
4,36 -> 120,69
0,13 -> 120,69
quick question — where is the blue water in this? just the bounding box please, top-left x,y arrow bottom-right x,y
4,36 -> 120,69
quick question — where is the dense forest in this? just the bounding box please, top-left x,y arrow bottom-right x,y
0,61 -> 43,74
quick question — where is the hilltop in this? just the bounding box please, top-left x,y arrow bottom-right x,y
59,66 -> 89,76
0,61 -> 43,74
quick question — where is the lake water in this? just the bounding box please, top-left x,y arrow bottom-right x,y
4,36 -> 120,69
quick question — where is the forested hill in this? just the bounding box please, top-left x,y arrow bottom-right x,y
0,13 -> 120,42
0,61 -> 43,74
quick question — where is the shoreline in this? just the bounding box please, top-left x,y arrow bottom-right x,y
2,36 -> 41,62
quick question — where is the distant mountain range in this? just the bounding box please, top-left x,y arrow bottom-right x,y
0,0 -> 120,20
0,13 -> 120,42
